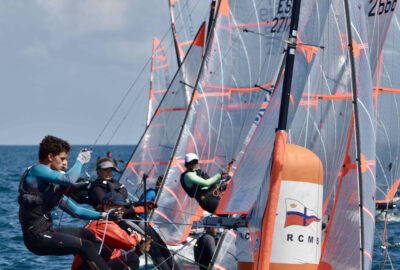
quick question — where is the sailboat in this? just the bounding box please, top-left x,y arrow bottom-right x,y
368,1 -> 400,268
373,3 -> 400,213
115,0 -> 398,269
212,0 -> 387,269
151,0 -> 292,252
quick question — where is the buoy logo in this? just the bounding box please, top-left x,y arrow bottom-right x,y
284,199 -> 320,228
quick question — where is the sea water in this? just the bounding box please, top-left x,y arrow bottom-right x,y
0,145 -> 398,269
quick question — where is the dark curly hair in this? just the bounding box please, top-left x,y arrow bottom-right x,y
38,135 -> 71,162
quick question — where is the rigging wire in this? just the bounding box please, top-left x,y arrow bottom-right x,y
376,211 -> 395,270
103,0 -> 209,146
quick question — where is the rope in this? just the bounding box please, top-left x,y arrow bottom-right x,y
379,211 -> 395,270
97,21 -> 175,147
98,211 -> 110,255
100,0 -> 213,146
57,200 -> 131,269
120,218 -> 201,227
58,196 -> 87,227
146,232 -> 209,269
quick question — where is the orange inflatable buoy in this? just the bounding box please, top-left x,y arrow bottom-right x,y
269,144 -> 324,270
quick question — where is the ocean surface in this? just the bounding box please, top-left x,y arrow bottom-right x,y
0,145 -> 399,269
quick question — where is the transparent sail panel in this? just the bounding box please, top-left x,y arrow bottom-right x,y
169,0 -> 212,62
153,0 -> 290,245
211,229 -> 237,270
148,37 -> 170,125
374,4 -> 400,205
365,0 -> 397,76
119,24 -> 206,200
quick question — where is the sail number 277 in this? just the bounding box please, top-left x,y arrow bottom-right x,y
259,0 -> 292,33
368,0 -> 397,16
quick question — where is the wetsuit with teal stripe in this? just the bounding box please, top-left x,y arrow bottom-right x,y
18,160 -> 108,270
26,160 -> 83,188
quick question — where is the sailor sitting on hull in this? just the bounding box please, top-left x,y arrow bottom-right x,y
71,192 -> 152,270
180,153 -> 228,214
69,157 -> 177,270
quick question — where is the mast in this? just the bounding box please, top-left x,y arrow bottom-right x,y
206,0 -> 217,41
256,0 -> 302,268
277,0 -> 301,131
168,0 -> 183,67
343,0 -> 365,268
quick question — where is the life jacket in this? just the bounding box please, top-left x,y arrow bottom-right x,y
91,179 -> 127,194
180,169 -> 209,199
18,166 -> 65,234
89,179 -> 128,210
18,166 -> 64,215
68,178 -> 92,204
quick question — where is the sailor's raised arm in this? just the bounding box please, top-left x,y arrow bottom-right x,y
29,149 -> 91,186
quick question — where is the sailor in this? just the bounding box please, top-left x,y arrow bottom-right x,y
18,135 -> 120,270
71,192 -> 152,270
88,157 -> 132,212
70,157 -> 153,218
180,153 -> 227,214
194,227 -> 219,270
139,175 -> 163,219
70,157 -> 177,270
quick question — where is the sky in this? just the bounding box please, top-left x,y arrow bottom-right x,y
0,0 -> 184,145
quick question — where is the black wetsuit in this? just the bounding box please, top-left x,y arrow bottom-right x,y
194,232 -> 218,270
18,164 -> 109,270
70,178 -> 178,270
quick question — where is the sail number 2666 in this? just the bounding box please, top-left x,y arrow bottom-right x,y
368,0 -> 397,16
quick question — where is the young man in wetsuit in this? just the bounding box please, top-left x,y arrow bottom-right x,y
180,153 -> 227,214
18,135 -> 120,270
71,157 -> 178,270
71,192 -> 152,270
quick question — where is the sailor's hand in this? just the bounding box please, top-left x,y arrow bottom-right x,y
73,180 -> 91,190
139,237 -> 153,253
147,201 -> 157,209
135,232 -> 143,242
100,208 -> 122,221
221,168 -> 228,177
222,175 -> 231,182
77,148 -> 92,164
108,208 -> 122,221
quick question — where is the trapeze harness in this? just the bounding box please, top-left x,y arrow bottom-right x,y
18,166 -> 65,234
180,169 -> 222,213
